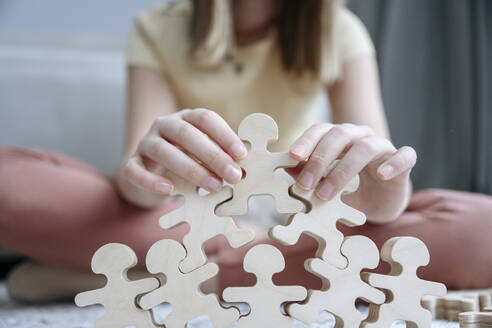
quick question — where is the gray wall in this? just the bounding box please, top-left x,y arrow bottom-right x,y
0,0 -> 164,175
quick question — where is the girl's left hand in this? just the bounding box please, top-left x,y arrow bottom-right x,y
287,123 -> 417,223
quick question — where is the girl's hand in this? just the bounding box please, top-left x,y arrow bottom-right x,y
288,123 -> 417,223
121,109 -> 247,195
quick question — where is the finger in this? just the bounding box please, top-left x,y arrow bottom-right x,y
138,136 -> 223,192
157,117 -> 242,184
289,123 -> 333,160
180,108 -> 248,160
317,136 -> 395,200
123,156 -> 174,195
296,124 -> 374,190
376,146 -> 417,181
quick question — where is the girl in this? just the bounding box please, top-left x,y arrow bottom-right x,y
2,0 -> 492,301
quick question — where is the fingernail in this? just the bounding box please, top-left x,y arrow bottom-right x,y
224,164 -> 242,183
231,142 -> 247,159
205,176 -> 222,191
290,144 -> 306,158
155,182 -> 173,194
317,182 -> 335,200
379,165 -> 394,179
298,172 -> 314,190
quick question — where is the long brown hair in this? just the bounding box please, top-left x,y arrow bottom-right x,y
190,0 -> 339,77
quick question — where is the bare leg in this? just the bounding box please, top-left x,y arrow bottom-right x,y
0,147 -> 223,270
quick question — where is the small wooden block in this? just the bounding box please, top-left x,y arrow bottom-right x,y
139,239 -> 239,328
74,243 -> 159,328
222,244 -> 307,327
361,237 -> 447,328
270,175 -> 365,268
480,294 -> 492,311
288,236 -> 385,327
160,172 -> 255,273
459,312 -> 492,328
219,113 -> 303,216
436,296 -> 479,321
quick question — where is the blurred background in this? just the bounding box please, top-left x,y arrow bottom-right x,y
0,0 -> 491,271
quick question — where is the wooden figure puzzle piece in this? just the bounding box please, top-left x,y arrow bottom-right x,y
362,237 -> 447,328
160,172 -> 254,273
459,312 -> 492,328
75,243 -> 159,328
139,239 -> 239,328
270,175 -> 365,268
222,244 -> 307,328
219,113 -> 303,216
288,236 -> 385,328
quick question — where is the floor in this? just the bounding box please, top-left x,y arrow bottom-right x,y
0,283 -> 458,328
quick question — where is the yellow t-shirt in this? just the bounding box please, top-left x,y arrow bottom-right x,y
127,1 -> 375,151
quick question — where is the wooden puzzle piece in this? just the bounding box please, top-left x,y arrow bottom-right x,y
219,113 -> 303,216
459,312 -> 492,328
222,244 -> 307,327
270,175 -> 365,268
435,296 -> 479,321
139,239 -> 238,328
74,243 -> 159,328
288,236 -> 385,327
362,237 -> 447,328
160,172 -> 254,273
479,294 -> 492,311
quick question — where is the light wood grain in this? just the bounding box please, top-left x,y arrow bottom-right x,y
270,175 -> 365,268
139,239 -> 239,328
288,236 -> 385,327
362,237 -> 447,328
74,243 -> 159,328
222,244 -> 307,327
219,113 -> 303,216
160,172 -> 254,273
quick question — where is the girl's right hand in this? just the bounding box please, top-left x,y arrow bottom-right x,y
121,109 -> 247,195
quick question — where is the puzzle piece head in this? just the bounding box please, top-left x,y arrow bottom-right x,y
91,243 -> 137,277
382,237 -> 430,271
342,236 -> 380,270
146,239 -> 186,274
243,244 -> 285,278
238,113 -> 279,148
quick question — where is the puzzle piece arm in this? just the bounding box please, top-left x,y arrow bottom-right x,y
337,203 -> 366,227
359,283 -> 386,305
422,280 -> 447,297
130,277 -> 160,294
308,258 -> 340,279
277,285 -> 308,302
364,272 -> 397,290
159,206 -> 185,229
138,288 -> 165,310
222,287 -> 251,304
188,262 -> 219,283
75,288 -> 105,307
209,186 -> 233,204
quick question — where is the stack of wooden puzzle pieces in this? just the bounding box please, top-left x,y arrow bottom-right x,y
423,290 -> 492,328
76,113 -> 456,327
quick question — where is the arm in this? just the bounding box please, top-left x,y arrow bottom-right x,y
289,56 -> 415,223
116,67 -> 248,209
329,56 -> 413,222
115,66 -> 178,208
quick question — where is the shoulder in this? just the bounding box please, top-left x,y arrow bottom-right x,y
333,6 -> 375,63
133,0 -> 192,36
127,1 -> 192,71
